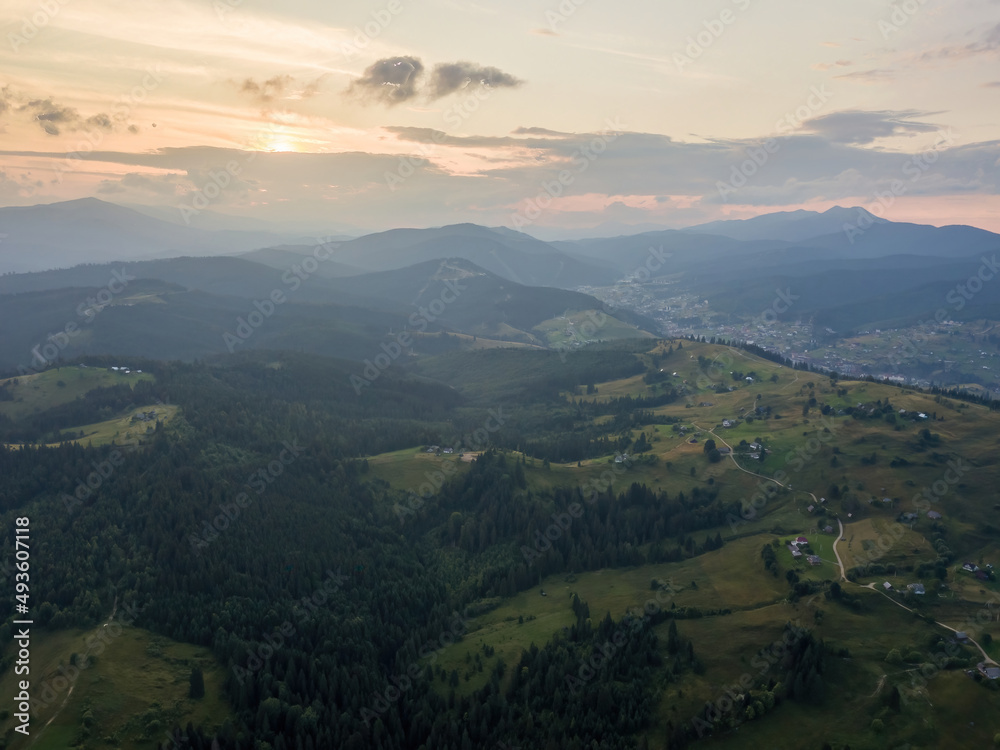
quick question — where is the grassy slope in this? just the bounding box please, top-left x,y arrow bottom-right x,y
0,623 -> 230,749
372,339 -> 1000,747
0,367 -> 153,422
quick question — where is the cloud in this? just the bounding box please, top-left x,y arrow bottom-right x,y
983,81 -> 1000,88
236,75 -> 324,104
801,110 -> 941,144
427,62 -> 523,99
349,56 -> 425,105
18,98 -> 116,136
811,59 -> 852,71
0,86 -> 14,116
833,68 -> 895,84
918,22 -> 1000,62
2,124 -> 996,231
239,75 -> 294,103
348,58 -> 521,105
96,172 -> 184,197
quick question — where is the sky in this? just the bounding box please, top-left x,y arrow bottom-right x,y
1,0 -> 999,236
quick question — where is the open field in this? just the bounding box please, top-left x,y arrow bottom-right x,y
0,366 -> 152,421
371,339 -> 1000,746
0,619 -> 231,749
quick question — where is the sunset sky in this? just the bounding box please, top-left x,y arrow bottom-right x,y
1,0 -> 998,235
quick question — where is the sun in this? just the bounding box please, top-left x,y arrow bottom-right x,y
248,130 -> 302,153
266,136 -> 299,153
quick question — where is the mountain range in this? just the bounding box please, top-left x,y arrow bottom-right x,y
2,199 -> 999,370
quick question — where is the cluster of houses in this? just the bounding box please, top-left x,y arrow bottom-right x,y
109,365 -> 141,374
900,510 -> 944,522
131,409 -> 157,423
787,536 -> 822,565
961,562 -> 993,582
425,445 -> 455,455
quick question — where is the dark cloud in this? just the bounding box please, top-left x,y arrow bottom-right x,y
239,75 -> 294,103
801,109 -> 941,145
19,98 -> 116,136
427,62 -> 523,99
24,99 -> 78,135
349,56 -> 424,105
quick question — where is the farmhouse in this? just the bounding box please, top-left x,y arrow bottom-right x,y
718,447 -> 731,455
978,663 -> 1000,680
824,525 -> 834,534
962,562 -> 979,573
927,511 -> 942,520
796,536 -> 809,544
907,583 -> 926,595
883,581 -> 893,591
722,420 -> 733,428
788,546 -> 802,559
807,555 -> 821,566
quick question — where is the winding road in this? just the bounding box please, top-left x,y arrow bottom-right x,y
695,422 -> 997,666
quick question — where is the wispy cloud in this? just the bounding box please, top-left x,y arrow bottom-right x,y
801,109 -> 942,145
